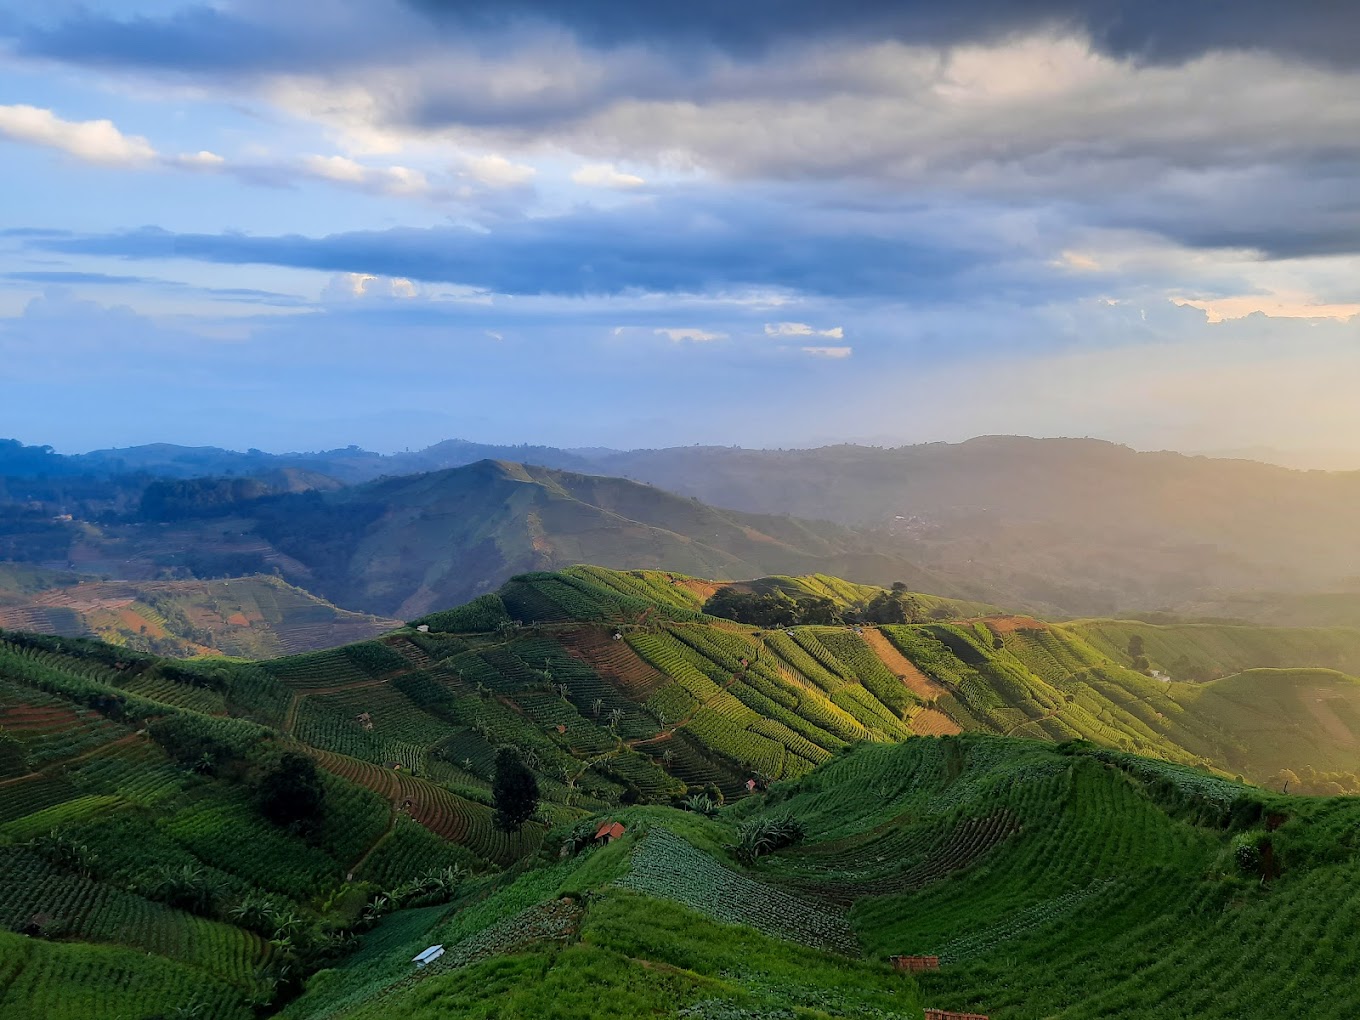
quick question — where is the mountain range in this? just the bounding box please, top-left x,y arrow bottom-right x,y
8,435 -> 1360,623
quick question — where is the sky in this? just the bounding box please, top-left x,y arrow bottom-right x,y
1,1 -> 1359,464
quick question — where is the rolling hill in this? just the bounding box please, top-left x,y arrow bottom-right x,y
4,566 -> 1360,1017
276,735 -> 1360,1020
592,436 -> 1360,615
0,458 -> 964,620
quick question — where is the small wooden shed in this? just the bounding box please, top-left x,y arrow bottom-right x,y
594,820 -> 626,845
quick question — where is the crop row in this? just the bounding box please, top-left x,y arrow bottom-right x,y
357,815 -> 480,887
682,706 -> 786,779
262,648 -> 371,690
616,828 -> 858,954
117,673 -> 226,715
0,929 -> 252,1020
815,630 -> 919,718
165,800 -> 342,900
0,774 -> 79,825
627,632 -> 727,703
0,848 -> 266,984
561,627 -> 673,700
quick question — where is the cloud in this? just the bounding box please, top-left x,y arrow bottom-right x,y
173,149 -> 227,169
0,104 -> 157,165
7,10 -> 1360,264
571,162 -> 645,188
14,1 -> 1360,75
654,327 -> 726,342
462,153 -> 537,187
300,154 -> 432,196
0,103 -> 462,203
0,270 -> 309,306
1173,293 -> 1360,324
22,194 -> 1006,300
764,321 -> 843,338
322,272 -> 421,301
800,345 -> 852,358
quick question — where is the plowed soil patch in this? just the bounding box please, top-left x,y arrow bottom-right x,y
861,628 -> 947,700
675,578 -> 723,601
559,627 -> 670,701
0,703 -> 81,731
910,708 -> 962,736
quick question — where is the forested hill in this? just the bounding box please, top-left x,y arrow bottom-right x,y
5,565 -> 1360,1017
0,458 -> 963,620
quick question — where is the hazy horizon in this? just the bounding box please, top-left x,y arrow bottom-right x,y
10,430 -> 1360,474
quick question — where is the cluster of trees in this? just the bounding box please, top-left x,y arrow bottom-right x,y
139,476 -> 273,521
258,753 -> 326,835
703,582 -> 936,628
1127,634 -> 1151,673
702,588 -> 841,627
492,746 -> 540,832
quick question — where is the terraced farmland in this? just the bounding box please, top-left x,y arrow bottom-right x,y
5,565 -> 1360,1019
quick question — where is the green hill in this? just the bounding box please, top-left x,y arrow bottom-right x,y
287,460 -> 961,617
1067,617 -> 1360,681
0,460 -> 968,621
277,735 -> 1360,1020
5,567 -> 1360,1017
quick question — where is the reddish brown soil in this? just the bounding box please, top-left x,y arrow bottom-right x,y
860,628 -> 948,700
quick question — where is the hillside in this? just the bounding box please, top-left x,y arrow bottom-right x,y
592,437 -> 1360,615
263,734 -> 1360,1020
0,458 -> 964,620
3,568 -> 1360,1015
0,567 -> 398,658
1067,617 -> 1360,682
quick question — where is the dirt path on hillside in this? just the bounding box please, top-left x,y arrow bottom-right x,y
861,628 -> 948,700
348,809 -> 398,879
0,731 -> 145,789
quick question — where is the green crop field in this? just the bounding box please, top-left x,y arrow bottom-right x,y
4,565 -> 1360,1017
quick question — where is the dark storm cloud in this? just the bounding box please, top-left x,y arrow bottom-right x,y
413,0 -> 1360,67
20,194 -> 1077,303
9,0 -> 1359,75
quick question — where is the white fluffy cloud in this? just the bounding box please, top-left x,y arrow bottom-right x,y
300,155 -> 430,196
765,321 -> 844,338
655,327 -> 726,342
0,104 -> 157,165
571,162 -> 645,189
462,154 -> 537,188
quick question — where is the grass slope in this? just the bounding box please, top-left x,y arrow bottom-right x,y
282,735 -> 1360,1020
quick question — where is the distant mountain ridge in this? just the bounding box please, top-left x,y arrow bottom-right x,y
0,458 -> 959,620
7,434 -> 1360,618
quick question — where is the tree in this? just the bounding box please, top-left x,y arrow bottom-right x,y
1127,633 -> 1150,673
258,753 -> 325,833
492,746 -> 539,832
